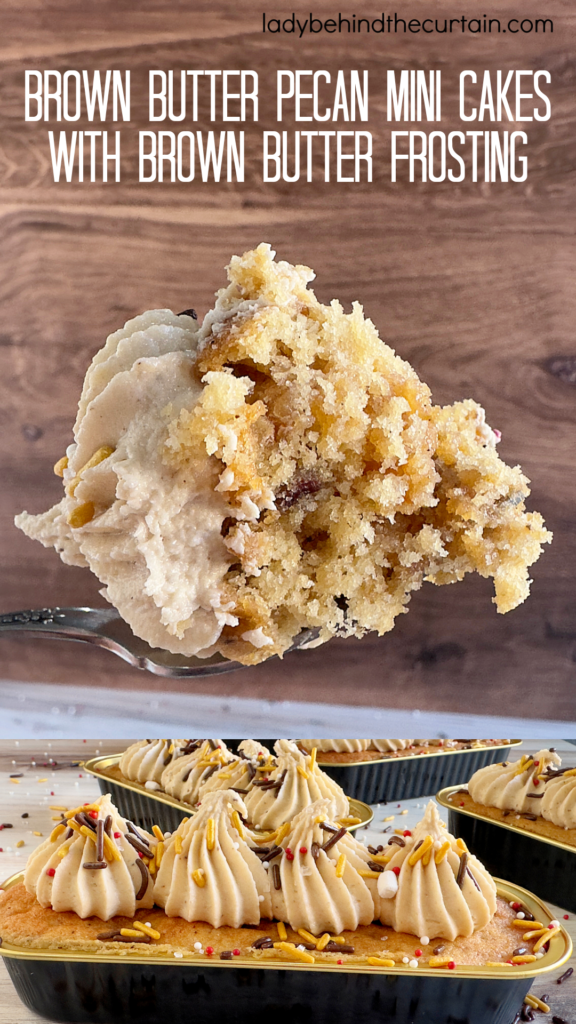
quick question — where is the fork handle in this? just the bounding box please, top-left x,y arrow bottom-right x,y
0,607 -> 120,639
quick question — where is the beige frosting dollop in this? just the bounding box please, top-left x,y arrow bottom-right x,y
541,769 -> 576,829
468,749 -> 561,812
244,740 -> 349,830
377,801 -> 496,940
270,798 -> 378,934
371,740 -> 413,752
161,740 -> 233,805
199,740 -> 274,799
153,790 -> 272,926
119,739 -> 189,785
298,740 -> 372,753
24,795 -> 156,920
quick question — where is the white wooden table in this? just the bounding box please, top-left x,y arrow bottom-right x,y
0,740 -> 574,1022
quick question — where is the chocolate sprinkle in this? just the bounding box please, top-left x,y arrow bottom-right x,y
526,794 -> 545,799
324,942 -> 354,953
466,867 -> 481,891
432,945 -> 445,955
272,863 -> 281,890
367,861 -> 385,873
320,827 -> 347,854
387,836 -> 406,848
521,813 -> 539,821
552,1017 -> 569,1024
125,832 -> 152,857
318,821 -> 340,835
1,823 -> 13,829
103,815 -> 113,838
178,308 -> 198,320
456,852 -> 468,888
96,819 -> 104,862
21,813 -> 29,818
311,842 -> 320,860
83,861 -> 108,870
521,1009 -> 534,1022
513,947 -> 528,956
252,936 -> 274,949
134,857 -> 150,900
220,950 -> 234,959
557,967 -> 573,985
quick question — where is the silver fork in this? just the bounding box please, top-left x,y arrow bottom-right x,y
0,607 -> 318,678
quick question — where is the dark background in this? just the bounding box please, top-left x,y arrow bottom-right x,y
1,1 -> 575,719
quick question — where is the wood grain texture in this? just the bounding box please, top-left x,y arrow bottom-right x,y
0,1 -> 575,718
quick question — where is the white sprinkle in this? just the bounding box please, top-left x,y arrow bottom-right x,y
194,942 -> 203,950
535,952 -> 544,959
420,936 -> 430,946
258,895 -> 265,902
516,912 -> 525,919
402,956 -> 410,964
549,920 -> 559,928
174,952 -> 183,959
263,862 -> 269,869
409,959 -> 419,969
233,842 -> 239,850
509,901 -> 515,907
297,944 -> 306,951
145,781 -> 161,791
145,922 -> 151,928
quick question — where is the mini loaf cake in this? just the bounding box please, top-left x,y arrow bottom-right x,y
447,749 -> 576,847
0,797 -> 563,972
297,738 -> 511,764
16,244 -> 551,665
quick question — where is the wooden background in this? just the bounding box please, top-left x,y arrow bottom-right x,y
1,0 -> 575,720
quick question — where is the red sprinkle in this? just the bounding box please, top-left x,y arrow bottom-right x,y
337,959 -> 343,965
533,779 -> 540,787
460,802 -> 465,807
533,761 -> 540,767
414,949 -> 422,957
89,811 -> 98,820
114,832 -> 121,838
511,902 -> 522,911
138,852 -> 143,858
564,915 -> 570,920
548,923 -> 555,929
46,868 -> 56,877
205,946 -> 214,955
403,830 -> 411,837
50,791 -> 54,796
0,849 -> 3,853
232,949 -> 240,956
286,848 -> 294,861
299,847 -> 308,855
448,961 -> 456,970
392,866 -> 400,875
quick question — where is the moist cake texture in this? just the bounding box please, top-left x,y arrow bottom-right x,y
16,245 -> 551,664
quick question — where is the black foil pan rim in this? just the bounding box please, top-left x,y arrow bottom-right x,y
82,754 -> 373,831
437,786 -> 576,856
0,872 -> 571,981
312,740 -> 522,768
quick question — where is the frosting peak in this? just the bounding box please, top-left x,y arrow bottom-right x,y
244,740 -> 349,829
119,738 -> 189,785
269,799 -> 377,935
161,740 -> 233,805
377,801 -> 496,941
153,790 -> 272,926
24,795 -> 156,920
468,749 -> 562,812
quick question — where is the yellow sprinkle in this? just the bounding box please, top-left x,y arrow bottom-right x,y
315,933 -> 331,951
525,994 -> 550,1012
434,841 -> 451,864
277,921 -> 288,941
16,840 -> 25,848
147,857 -> 156,876
422,845 -> 433,866
456,838 -> 468,854
181,817 -> 189,825
275,943 -> 315,964
562,768 -> 576,777
206,818 -> 216,851
513,919 -> 543,929
383,815 -> 395,823
52,816 -> 65,821
57,845 -> 69,858
69,445 -> 114,496
102,832 -> 121,862
429,957 -> 454,968
400,809 -> 408,815
275,821 -> 290,845
132,921 -> 161,940
152,826 -> 164,842
358,870 -> 383,879
9,778 -> 20,784
53,455 -> 68,477
120,929 -> 142,938
339,816 -> 361,826
511,955 -> 538,964
50,824 -> 67,842
63,803 -> 100,819
328,935 -> 347,945
67,820 -> 81,833
523,927 -> 549,941
335,853 -> 346,878
50,805 -> 68,811
192,868 -> 206,887
309,747 -> 317,773
231,811 -> 244,839
486,962 -> 514,968
155,842 -> 164,869
174,835 -> 183,856
297,929 -> 317,946
367,853 -> 390,865
217,772 -> 233,780
37,778 -> 48,783
315,815 -> 325,824
80,825 -> 96,843
513,758 -> 533,777
67,501 -> 95,528
367,957 -> 396,967
408,835 -> 433,866
533,927 -> 560,953
33,831 -> 43,837
297,764 -> 310,780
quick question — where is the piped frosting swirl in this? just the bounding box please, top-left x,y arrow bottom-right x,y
244,740 -> 349,829
119,738 -> 189,785
161,740 -> 233,805
153,790 -> 272,926
468,749 -> 561,812
24,795 -> 156,920
269,798 -> 378,934
199,740 -> 273,799
541,768 -> 576,829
